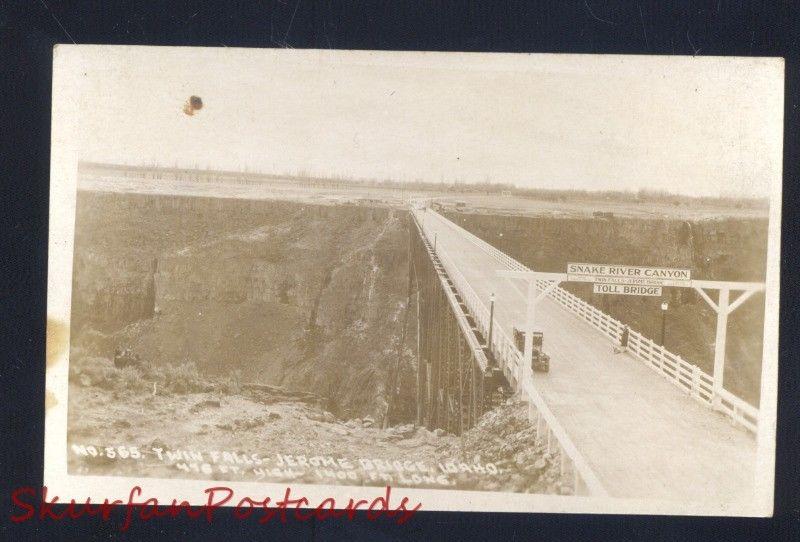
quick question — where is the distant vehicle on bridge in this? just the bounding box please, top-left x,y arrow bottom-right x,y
512,328 -> 551,373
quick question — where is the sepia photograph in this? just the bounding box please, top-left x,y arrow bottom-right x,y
44,45 -> 783,516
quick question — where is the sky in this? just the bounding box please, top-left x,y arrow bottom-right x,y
70,46 -> 783,197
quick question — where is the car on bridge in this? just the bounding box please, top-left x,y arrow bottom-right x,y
512,328 -> 550,373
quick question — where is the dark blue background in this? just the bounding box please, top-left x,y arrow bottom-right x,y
2,1 -> 798,540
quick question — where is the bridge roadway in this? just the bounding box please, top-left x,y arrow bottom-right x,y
417,209 -> 756,502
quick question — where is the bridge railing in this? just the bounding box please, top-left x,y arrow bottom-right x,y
424,209 -> 759,434
413,209 -> 608,497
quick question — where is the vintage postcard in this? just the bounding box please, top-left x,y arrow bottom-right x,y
44,45 -> 783,517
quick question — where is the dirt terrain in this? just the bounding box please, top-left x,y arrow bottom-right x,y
81,170 -> 767,222
67,357 -> 568,494
71,192 -> 417,422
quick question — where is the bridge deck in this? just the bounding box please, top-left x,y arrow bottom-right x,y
418,209 -> 756,502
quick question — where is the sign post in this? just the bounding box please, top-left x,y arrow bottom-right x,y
692,281 -> 763,409
713,289 -> 729,405
523,280 -> 536,384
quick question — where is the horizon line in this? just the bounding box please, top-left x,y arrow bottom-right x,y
77,160 -> 769,203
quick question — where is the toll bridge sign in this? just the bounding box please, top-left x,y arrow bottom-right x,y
593,283 -> 662,296
567,262 -> 691,288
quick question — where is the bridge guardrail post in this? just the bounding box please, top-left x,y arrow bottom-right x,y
656,342 -> 664,374
536,411 -> 543,440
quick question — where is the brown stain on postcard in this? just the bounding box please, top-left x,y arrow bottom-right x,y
45,390 -> 59,410
183,95 -> 203,116
47,317 -> 69,368
45,318 -> 69,412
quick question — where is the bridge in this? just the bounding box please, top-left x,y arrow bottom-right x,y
409,207 -> 761,502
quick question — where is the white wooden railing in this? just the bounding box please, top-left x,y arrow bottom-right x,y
421,209 -> 759,435
412,209 -> 608,496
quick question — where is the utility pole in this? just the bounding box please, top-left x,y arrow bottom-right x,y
487,293 -> 495,349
